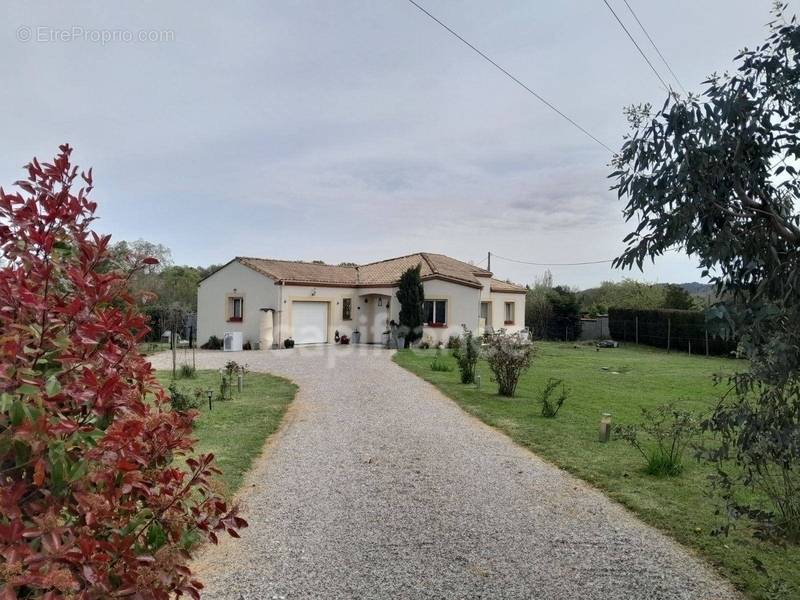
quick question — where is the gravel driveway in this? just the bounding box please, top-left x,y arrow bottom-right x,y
149,346 -> 737,600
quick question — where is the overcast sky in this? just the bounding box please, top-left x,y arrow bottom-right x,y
1,1 -> 794,288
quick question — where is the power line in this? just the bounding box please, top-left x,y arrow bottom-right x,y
600,0 -> 671,92
405,0 -> 613,153
491,252 -> 615,267
621,0 -> 687,95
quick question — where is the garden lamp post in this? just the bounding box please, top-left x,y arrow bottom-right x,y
599,413 -> 612,443
206,389 -> 213,411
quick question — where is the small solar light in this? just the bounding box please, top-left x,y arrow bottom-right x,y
475,374 -> 481,389
237,372 -> 243,393
206,389 -> 213,411
599,413 -> 612,443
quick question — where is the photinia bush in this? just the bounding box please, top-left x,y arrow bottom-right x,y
0,145 -> 245,599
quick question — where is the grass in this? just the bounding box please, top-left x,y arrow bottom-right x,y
155,369 -> 297,496
394,342 -> 798,600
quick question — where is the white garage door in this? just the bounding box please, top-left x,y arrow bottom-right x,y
292,301 -> 328,344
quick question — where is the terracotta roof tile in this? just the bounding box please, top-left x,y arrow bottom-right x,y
489,277 -> 527,294
238,257 -> 357,286
233,253 -> 500,290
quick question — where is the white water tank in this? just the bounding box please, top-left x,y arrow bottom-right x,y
223,331 -> 243,352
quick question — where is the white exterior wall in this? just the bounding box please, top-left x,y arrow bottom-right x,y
421,279 -> 481,345
197,261 -> 280,347
488,291 -> 526,334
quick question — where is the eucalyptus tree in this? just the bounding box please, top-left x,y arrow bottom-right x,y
611,4 -> 800,538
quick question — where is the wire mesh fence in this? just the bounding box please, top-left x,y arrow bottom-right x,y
608,308 -> 737,356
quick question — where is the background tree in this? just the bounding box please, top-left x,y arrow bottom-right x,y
579,279 -> 666,312
0,145 -> 243,598
546,286 -> 582,341
661,284 -> 697,310
611,3 -> 800,538
525,270 -> 554,338
396,264 -> 425,347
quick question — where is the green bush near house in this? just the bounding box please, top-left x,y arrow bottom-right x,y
393,342 -> 799,599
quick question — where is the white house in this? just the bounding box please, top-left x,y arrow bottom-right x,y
197,252 -> 526,348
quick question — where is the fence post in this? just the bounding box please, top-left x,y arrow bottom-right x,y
171,330 -> 177,379
688,339 -> 691,355
635,316 -> 639,345
705,327 -> 709,357
667,318 -> 671,353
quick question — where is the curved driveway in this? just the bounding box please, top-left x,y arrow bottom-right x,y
149,346 -> 736,600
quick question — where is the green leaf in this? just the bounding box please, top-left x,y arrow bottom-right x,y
45,376 -> 61,396
16,384 -> 40,396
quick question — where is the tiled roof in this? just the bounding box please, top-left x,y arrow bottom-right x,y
232,253 -> 498,289
238,257 -> 357,286
489,277 -> 527,294
358,253 -> 490,288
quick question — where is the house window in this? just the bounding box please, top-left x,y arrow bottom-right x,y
342,298 -> 352,321
424,300 -> 447,327
480,301 -> 490,323
504,302 -> 515,325
228,296 -> 243,322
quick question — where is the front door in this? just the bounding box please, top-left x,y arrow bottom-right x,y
366,296 -> 389,344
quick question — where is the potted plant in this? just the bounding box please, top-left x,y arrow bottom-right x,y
283,337 -> 295,349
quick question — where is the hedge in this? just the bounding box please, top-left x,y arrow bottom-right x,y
608,307 -> 737,356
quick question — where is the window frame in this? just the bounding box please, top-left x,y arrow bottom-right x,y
424,299 -> 447,328
480,301 -> 491,324
227,295 -> 244,322
504,301 -> 515,325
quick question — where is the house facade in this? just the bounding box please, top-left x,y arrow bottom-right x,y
196,252 -> 526,348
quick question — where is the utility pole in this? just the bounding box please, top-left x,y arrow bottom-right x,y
487,251 -> 491,271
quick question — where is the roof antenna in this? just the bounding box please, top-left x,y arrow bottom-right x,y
487,251 -> 491,272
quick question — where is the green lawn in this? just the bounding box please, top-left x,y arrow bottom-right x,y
394,342 -> 798,600
155,369 -> 297,496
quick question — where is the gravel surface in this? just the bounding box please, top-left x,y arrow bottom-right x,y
149,346 -> 738,600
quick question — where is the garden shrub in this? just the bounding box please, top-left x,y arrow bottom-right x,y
484,334 -> 534,397
224,360 -> 241,378
446,335 -> 461,350
430,350 -> 453,372
201,334 -> 223,350
538,378 -> 569,418
0,145 -> 244,599
168,383 -> 200,413
453,329 -> 480,384
615,403 -> 697,476
179,363 -> 196,379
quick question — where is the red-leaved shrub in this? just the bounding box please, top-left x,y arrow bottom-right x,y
0,145 -> 245,599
